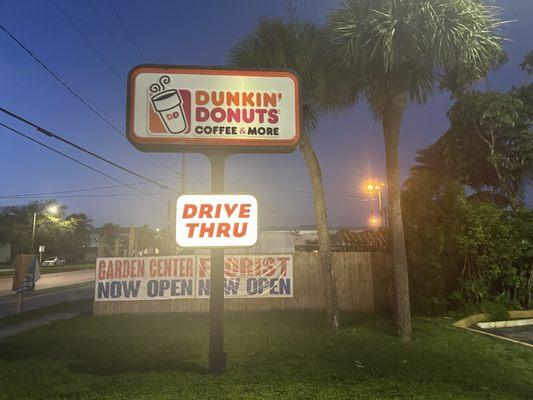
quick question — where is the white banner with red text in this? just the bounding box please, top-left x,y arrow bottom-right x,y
94,254 -> 293,301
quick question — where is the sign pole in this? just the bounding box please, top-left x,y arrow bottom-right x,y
16,291 -> 23,314
208,151 -> 227,374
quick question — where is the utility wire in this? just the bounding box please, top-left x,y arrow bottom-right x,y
0,172 -> 372,201
0,107 -> 178,193
0,193 -> 156,199
106,0 -> 148,62
0,122 -> 164,202
181,173 -> 369,199
0,183 -> 147,197
86,0 -> 135,65
0,107 -> 370,200
49,0 -> 124,84
0,22 -> 180,174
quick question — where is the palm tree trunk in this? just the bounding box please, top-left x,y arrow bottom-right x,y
299,133 -> 339,329
382,91 -> 412,341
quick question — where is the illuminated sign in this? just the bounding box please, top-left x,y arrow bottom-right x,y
175,194 -> 258,248
196,254 -> 293,298
95,256 -> 195,301
93,254 -> 293,301
126,65 -> 300,153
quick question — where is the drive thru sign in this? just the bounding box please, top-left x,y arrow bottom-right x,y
176,194 -> 258,248
125,64 -> 300,375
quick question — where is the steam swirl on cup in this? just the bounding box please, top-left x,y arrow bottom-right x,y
149,83 -> 162,93
149,75 -> 171,94
159,75 -> 171,89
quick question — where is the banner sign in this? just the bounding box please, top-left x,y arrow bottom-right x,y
95,256 -> 196,301
196,254 -> 293,298
126,65 -> 300,153
11,254 -> 40,293
94,254 -> 293,301
176,194 -> 258,248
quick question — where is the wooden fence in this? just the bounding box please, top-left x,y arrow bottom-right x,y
93,251 -> 391,316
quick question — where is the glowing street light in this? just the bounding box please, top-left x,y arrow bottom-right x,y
364,181 -> 385,209
368,214 -> 382,229
363,180 -> 386,228
32,203 -> 60,253
47,204 -> 59,215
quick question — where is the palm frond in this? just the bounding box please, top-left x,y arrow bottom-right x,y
328,0 -> 508,118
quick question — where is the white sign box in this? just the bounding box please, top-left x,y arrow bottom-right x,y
127,66 -> 300,153
176,194 -> 258,248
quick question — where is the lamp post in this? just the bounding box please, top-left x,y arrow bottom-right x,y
31,204 -> 59,253
364,181 -> 386,228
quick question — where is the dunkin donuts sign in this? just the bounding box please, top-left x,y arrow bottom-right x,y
127,66 -> 300,152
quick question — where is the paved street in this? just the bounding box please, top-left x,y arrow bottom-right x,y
0,270 -> 95,318
485,325 -> 533,345
0,269 -> 94,296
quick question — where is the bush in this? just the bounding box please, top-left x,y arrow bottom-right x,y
402,170 -> 533,315
480,301 -> 510,321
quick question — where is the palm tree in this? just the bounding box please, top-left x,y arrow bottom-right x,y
229,19 -> 356,328
329,0 -> 505,340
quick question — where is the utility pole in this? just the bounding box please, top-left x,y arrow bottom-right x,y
181,153 -> 186,193
128,225 -> 135,256
31,212 -> 37,253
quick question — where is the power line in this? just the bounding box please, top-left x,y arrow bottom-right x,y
0,22 -> 180,174
86,0 -> 135,65
0,122 -> 164,202
1,108 -> 370,199
0,107 -> 178,193
182,173 -> 369,199
0,166 -> 371,200
0,106 -> 370,200
0,183 -> 146,197
106,0 -> 148,62
0,23 -> 122,138
49,0 -> 124,84
0,193 -> 157,199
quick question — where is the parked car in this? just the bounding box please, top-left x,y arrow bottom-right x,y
41,256 -> 66,267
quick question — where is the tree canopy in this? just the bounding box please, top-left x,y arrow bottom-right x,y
228,19 -> 356,133
328,0 -> 506,116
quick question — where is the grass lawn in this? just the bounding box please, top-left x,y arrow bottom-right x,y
0,263 -> 94,278
0,309 -> 531,400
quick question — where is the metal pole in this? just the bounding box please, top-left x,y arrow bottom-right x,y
16,291 -> 23,314
31,212 -> 37,253
377,187 -> 385,228
208,152 -> 226,374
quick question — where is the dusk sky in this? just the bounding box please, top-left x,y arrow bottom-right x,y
0,0 -> 531,230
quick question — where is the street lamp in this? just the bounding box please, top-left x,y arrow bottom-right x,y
368,214 -> 382,229
364,180 -> 386,227
31,204 -> 59,253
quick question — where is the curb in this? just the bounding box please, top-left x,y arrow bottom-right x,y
453,310 -> 533,328
477,318 -> 533,329
453,310 -> 533,349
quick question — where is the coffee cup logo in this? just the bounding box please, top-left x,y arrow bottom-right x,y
149,75 -> 189,134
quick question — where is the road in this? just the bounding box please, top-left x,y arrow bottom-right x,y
0,269 -> 95,318
484,325 -> 533,345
